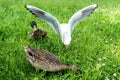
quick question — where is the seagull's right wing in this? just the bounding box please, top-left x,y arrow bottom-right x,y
25,5 -> 60,34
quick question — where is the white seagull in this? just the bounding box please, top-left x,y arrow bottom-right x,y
25,4 -> 97,47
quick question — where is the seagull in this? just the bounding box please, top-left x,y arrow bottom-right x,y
25,4 -> 97,47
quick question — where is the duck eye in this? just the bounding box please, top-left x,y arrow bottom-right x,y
28,52 -> 33,57
31,21 -> 37,28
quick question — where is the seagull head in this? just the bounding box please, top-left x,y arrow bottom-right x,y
62,32 -> 71,48
60,24 -> 71,47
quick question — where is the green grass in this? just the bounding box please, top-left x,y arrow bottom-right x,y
0,0 -> 120,79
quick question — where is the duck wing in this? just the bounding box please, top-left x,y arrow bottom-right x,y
36,50 -> 63,65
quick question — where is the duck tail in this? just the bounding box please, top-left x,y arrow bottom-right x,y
65,64 -> 82,73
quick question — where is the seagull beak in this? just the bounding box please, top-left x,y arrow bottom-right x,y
65,45 -> 69,48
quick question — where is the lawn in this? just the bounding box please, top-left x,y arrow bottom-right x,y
0,0 -> 120,80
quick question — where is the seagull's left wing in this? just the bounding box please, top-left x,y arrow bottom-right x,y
25,5 -> 60,34
69,4 -> 98,32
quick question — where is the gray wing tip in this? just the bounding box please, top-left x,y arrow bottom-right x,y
25,4 -> 31,10
82,4 -> 98,14
25,4 -> 27,9
92,4 -> 98,12
25,4 -> 39,18
88,4 -> 98,10
25,4 -> 45,17
94,4 -> 98,9
25,4 -> 32,12
93,4 -> 98,8
25,4 -> 32,9
92,4 -> 98,13
91,4 -> 98,10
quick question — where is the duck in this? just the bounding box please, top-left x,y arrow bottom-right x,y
25,4 -> 97,47
24,46 -> 80,72
30,21 -> 47,40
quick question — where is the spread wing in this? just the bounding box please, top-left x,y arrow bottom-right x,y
25,5 -> 60,34
69,4 -> 98,32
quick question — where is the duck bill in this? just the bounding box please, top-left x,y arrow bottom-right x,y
24,46 -> 31,53
33,26 -> 38,31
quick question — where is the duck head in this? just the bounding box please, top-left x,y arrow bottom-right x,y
30,21 -> 37,31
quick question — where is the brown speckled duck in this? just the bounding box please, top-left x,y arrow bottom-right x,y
24,46 -> 80,72
30,21 -> 47,40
